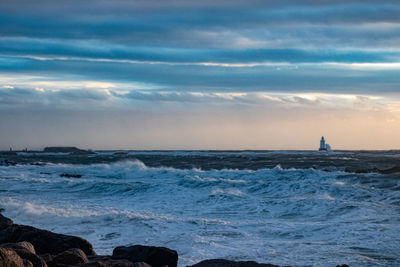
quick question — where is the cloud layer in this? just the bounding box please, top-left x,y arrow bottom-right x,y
1,0 -> 400,149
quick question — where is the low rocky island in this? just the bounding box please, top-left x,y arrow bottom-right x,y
0,213 -> 350,267
43,147 -> 94,155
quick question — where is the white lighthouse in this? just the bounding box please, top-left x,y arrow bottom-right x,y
319,136 -> 327,151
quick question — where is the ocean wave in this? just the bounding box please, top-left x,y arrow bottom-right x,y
0,159 -> 328,179
1,156 -> 400,266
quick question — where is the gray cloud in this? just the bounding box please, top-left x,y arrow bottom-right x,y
0,87 -> 109,108
2,55 -> 400,94
1,2 -> 400,49
0,1 -> 399,110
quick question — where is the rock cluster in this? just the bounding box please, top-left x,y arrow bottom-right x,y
43,147 -> 93,155
0,214 -> 172,267
0,213 -> 349,267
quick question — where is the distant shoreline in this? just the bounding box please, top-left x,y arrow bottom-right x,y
3,148 -> 400,152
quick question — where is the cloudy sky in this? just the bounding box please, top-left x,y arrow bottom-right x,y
1,0 -> 400,150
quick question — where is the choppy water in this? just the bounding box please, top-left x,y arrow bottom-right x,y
1,151 -> 400,266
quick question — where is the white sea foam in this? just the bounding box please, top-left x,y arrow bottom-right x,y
210,188 -> 245,197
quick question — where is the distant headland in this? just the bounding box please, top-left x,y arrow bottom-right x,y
43,147 -> 93,155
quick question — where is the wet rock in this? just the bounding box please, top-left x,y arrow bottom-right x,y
38,254 -> 53,264
0,242 -> 46,267
50,248 -> 88,266
335,265 -> 350,267
79,261 -> 106,267
0,247 -> 25,267
187,259 -> 282,267
0,213 -> 13,228
23,259 -> 34,267
0,224 -> 95,256
87,255 -> 150,267
112,245 -> 178,267
130,263 -> 152,267
17,251 -> 47,267
1,242 -> 36,254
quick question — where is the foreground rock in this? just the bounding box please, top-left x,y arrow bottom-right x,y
1,242 -> 46,267
0,224 -> 95,256
0,213 -> 13,228
187,259 -> 282,267
49,248 -> 88,266
0,220 -> 95,256
0,247 -> 25,267
0,214 -> 177,267
87,255 -> 151,267
112,245 -> 178,267
0,214 -> 347,267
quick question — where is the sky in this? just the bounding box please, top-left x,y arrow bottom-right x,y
1,0 -> 400,150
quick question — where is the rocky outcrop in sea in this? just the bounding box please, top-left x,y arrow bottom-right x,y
0,213 -> 349,267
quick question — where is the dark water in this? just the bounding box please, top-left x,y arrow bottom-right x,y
0,150 -> 399,266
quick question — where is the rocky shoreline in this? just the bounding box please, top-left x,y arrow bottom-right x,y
1,213 -> 349,267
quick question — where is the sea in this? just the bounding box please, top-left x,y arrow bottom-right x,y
1,150 -> 400,267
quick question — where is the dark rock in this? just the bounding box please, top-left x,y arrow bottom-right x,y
0,213 -> 13,229
87,255 -> 150,267
79,261 -> 106,267
1,242 -> 36,254
38,254 -> 53,264
187,259 -> 281,267
18,251 -> 46,267
335,265 -> 350,267
130,263 -> 151,267
0,224 -> 95,256
23,259 -> 34,267
112,245 -> 178,267
1,243 -> 47,267
0,247 -> 25,267
50,248 -> 88,266
43,147 -> 94,155
59,174 -> 83,178
43,147 -> 83,153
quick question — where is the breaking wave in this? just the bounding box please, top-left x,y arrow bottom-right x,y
1,157 -> 400,266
